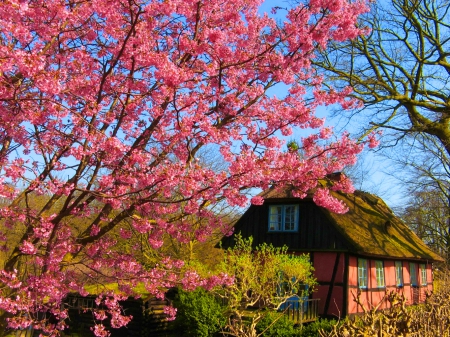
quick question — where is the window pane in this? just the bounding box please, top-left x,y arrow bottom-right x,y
284,205 -> 297,231
410,263 -> 418,286
358,259 -> 368,288
269,206 -> 282,231
420,264 -> 427,285
268,205 -> 298,232
395,261 -> 403,287
375,260 -> 385,287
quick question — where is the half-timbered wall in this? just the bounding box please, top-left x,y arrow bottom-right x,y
310,252 -> 346,317
347,256 -> 433,315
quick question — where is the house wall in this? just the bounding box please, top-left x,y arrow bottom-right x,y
404,261 -> 433,304
311,252 -> 346,317
347,256 -> 433,315
222,198 -> 437,318
393,261 -> 433,305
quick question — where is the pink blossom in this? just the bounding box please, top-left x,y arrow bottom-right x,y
119,228 -> 132,239
204,273 -> 235,290
94,310 -> 107,321
0,232 -> 8,241
181,270 -> 204,291
367,132 -> 381,148
173,259 -> 184,269
163,306 -> 177,321
90,225 -> 101,236
319,127 -> 333,139
250,196 -> 264,205
313,188 -> 349,214
91,324 -> 111,337
19,241 -> 37,255
148,234 -> 164,249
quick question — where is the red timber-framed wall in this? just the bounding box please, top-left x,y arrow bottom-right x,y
298,251 -> 434,317
347,256 -> 433,315
309,252 -> 347,317
290,251 -> 348,318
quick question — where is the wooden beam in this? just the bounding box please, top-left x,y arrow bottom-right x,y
324,252 -> 341,315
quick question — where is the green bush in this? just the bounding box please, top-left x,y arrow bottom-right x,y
255,310 -> 299,337
171,287 -> 226,337
298,318 -> 338,337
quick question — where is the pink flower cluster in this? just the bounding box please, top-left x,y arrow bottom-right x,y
313,188 -> 349,214
0,0 -> 370,335
182,270 -> 235,291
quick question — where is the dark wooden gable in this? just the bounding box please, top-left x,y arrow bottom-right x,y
221,199 -> 353,252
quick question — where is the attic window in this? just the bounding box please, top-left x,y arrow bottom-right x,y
268,205 -> 299,232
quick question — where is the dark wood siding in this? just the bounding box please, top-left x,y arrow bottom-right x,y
61,296 -> 171,337
222,200 -> 351,251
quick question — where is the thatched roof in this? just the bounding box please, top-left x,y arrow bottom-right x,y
259,185 -> 444,262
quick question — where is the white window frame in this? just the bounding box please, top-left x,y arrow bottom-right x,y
395,261 -> 403,287
358,258 -> 368,289
420,264 -> 427,285
375,260 -> 385,288
268,205 -> 299,232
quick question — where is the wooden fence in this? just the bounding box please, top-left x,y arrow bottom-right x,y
282,298 -> 320,324
15,295 -> 172,337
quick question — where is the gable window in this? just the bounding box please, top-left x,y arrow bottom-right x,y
395,261 -> 403,287
420,264 -> 427,285
375,260 -> 385,288
358,258 -> 368,289
410,263 -> 418,287
268,205 -> 299,232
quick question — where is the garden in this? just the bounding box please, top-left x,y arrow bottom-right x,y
169,269 -> 450,337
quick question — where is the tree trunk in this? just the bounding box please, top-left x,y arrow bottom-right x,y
447,193 -> 450,263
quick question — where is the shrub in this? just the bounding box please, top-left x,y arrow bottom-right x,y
255,310 -> 299,337
298,319 -> 338,337
171,287 -> 226,337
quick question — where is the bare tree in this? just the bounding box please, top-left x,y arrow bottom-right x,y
401,188 -> 449,260
313,0 -> 450,151
385,134 -> 450,260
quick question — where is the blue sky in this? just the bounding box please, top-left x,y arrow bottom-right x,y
256,0 -> 405,210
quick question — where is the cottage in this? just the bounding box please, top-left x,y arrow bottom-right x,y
220,181 -> 444,318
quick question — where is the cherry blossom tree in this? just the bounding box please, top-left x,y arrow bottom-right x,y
0,0 -> 368,335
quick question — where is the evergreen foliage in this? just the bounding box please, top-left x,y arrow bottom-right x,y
255,310 -> 298,337
171,288 -> 226,337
